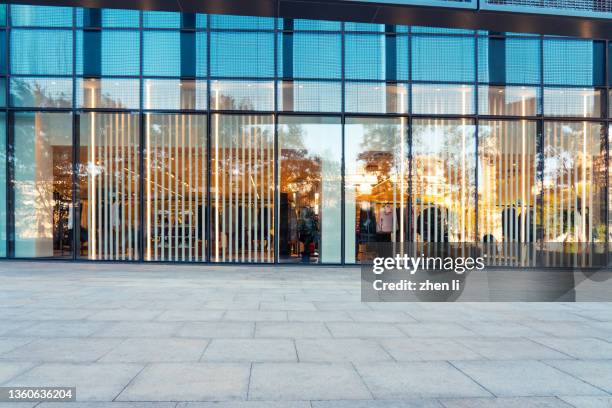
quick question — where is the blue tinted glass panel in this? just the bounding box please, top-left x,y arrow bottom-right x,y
0,31 -> 5,74
478,37 -> 540,84
290,19 -> 341,31
102,9 -> 139,27
210,14 -> 274,30
345,34 -> 408,81
278,32 -> 341,79
101,31 -> 139,76
544,39 -> 605,86
196,14 -> 207,28
76,30 -> 140,76
211,32 -> 274,77
12,29 -> 72,75
344,22 -> 384,32
412,35 -> 475,82
11,5 -> 72,27
143,31 -> 180,76
0,5 -> 6,26
144,31 -> 206,77
0,113 -> 4,257
143,10 -> 180,28
0,78 -> 5,106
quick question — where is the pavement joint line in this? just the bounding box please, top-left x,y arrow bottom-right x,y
111,362 -> 149,402
526,336 -> 581,359
246,361 -> 254,400
94,337 -> 129,363
350,361 -> 376,400
447,360 -> 497,398
197,338 -> 212,362
293,338 -> 300,362
0,361 -> 41,386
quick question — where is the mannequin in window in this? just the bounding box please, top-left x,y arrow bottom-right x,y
378,203 -> 394,242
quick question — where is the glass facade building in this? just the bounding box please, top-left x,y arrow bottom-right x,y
0,3 -> 610,265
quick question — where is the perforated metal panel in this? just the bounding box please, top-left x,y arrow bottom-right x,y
482,0 -> 612,18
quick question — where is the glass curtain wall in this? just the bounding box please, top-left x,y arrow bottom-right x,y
14,112 -> 72,258
412,118 -> 477,242
543,122 -> 606,243
78,113 -> 140,260
278,116 -> 342,263
211,114 -> 275,263
145,114 -> 207,262
345,117 -> 409,263
1,5 -> 610,265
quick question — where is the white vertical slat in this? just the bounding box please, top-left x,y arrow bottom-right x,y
120,114 -> 126,260
244,116 -> 253,262
228,116 -> 234,261
181,115 -> 186,261
188,115 -> 193,262
241,118 -> 246,262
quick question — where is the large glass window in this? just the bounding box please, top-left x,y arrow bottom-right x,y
543,88 -> 603,118
412,36 -> 475,83
11,5 -> 73,27
412,119 -> 476,242
278,116 -> 342,263
145,114 -> 207,262
412,84 -> 474,115
345,117 -> 408,263
14,112 -> 72,258
278,32 -> 342,79
478,37 -> 540,84
76,30 -> 140,76
78,113 -> 140,260
478,120 -> 538,245
345,34 -> 408,81
10,77 -> 73,108
543,122 -> 606,243
0,114 -> 5,257
11,29 -> 72,75
478,85 -> 540,116
210,32 -> 274,78
211,114 -> 275,263
543,39 -> 606,86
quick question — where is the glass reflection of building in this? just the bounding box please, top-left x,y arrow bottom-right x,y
0,4 -> 610,266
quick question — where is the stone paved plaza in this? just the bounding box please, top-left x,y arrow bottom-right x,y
0,262 -> 611,407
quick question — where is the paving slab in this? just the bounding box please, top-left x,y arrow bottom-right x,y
296,339 -> 391,362
379,338 -> 484,361
453,360 -> 607,397
454,338 -> 571,360
248,363 -> 371,400
558,396 -> 612,408
439,397 -> 574,407
529,337 -> 612,359
0,362 -> 35,384
93,322 -> 183,338
202,339 -> 296,362
100,338 -> 209,363
4,363 -> 143,401
178,322 -> 255,338
118,363 -> 250,401
354,362 -> 492,399
325,322 -> 405,338
255,322 -> 331,338
311,400 -> 444,407
12,321 -> 109,338
1,338 -> 123,363
546,360 -> 612,394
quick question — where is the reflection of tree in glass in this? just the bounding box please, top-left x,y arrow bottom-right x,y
280,124 -> 321,198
